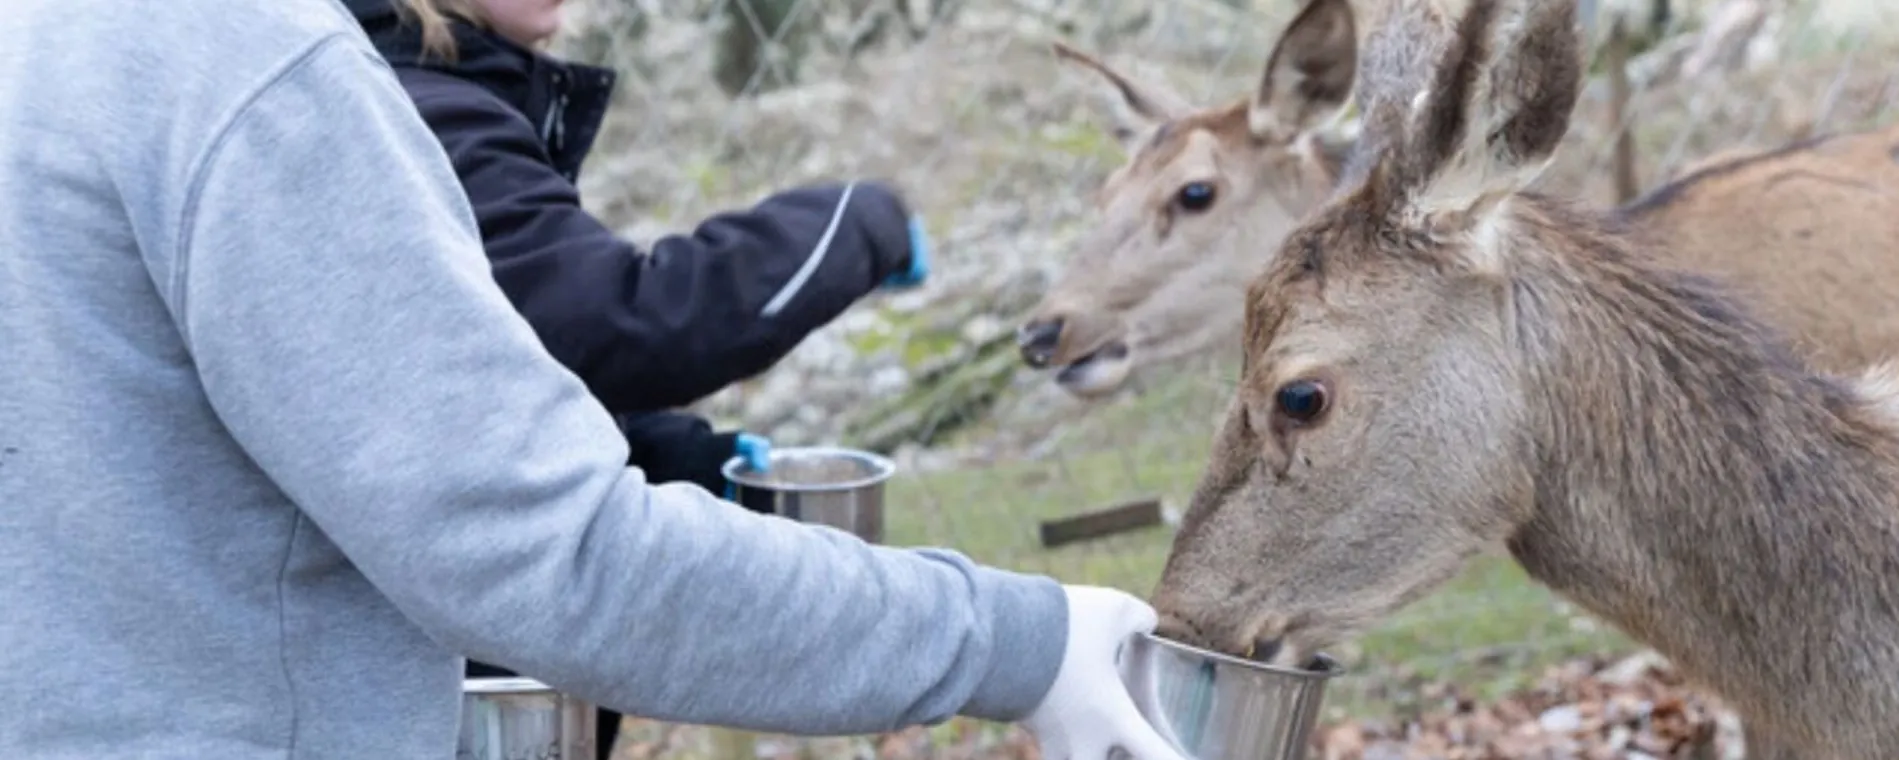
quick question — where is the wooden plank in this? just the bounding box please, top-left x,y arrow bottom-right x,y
1038,498 -> 1164,548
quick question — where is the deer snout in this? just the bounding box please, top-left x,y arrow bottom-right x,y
1248,635 -> 1286,665
1155,612 -> 1282,663
1016,317 -> 1065,368
1153,612 -> 1196,643
1152,590 -> 1286,663
1148,604 -> 1233,654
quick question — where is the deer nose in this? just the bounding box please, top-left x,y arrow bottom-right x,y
1153,612 -> 1195,643
1016,317 -> 1065,368
1248,636 -> 1284,664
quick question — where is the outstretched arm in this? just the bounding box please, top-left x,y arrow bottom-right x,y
153,35 -> 1064,734
403,72 -> 925,412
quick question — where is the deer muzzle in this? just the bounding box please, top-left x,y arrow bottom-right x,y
1016,317 -> 1064,368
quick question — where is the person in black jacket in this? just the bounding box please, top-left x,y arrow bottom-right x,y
343,0 -> 929,496
338,0 -> 930,756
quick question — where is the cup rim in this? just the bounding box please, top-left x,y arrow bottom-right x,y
462,676 -> 557,694
1134,631 -> 1344,680
721,445 -> 897,492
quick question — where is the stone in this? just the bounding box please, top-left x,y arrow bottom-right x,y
960,314 -> 1007,346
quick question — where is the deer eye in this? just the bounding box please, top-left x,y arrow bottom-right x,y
1274,379 -> 1329,424
1175,181 -> 1216,213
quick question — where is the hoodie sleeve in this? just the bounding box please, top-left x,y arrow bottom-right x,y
399,71 -> 916,413
157,35 -> 1066,734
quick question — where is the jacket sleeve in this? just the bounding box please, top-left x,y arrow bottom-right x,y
158,37 -> 1066,732
403,77 -> 917,413
614,410 -> 748,500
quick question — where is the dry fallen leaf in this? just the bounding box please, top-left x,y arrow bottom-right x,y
1310,652 -> 1744,760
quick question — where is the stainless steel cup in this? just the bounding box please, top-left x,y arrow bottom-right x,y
1113,633 -> 1342,760
722,445 -> 895,544
457,676 -> 596,760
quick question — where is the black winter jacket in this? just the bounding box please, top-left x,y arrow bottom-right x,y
343,1 -> 919,493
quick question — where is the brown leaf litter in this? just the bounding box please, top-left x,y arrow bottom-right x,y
608,651 -> 1746,759
1314,651 -> 1745,760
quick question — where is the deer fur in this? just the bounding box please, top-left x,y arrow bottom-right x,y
1146,0 -> 1899,757
1017,0 -> 1899,401
1616,127 -> 1899,376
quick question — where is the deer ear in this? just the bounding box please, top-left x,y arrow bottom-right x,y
1053,41 -> 1192,151
1249,0 -> 1358,142
1398,0 -> 1584,224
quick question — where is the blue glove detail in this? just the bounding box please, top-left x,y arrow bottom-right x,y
882,215 -> 930,290
736,432 -> 772,473
724,433 -> 772,501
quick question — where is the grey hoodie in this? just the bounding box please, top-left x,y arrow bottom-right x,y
0,0 -> 1066,757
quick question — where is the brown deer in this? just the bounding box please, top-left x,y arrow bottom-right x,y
1014,0 -> 1359,399
1017,0 -> 1899,400
1145,0 -> 1899,757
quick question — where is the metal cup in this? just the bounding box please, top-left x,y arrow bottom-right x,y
722,445 -> 895,544
1113,633 -> 1342,760
457,676 -> 596,760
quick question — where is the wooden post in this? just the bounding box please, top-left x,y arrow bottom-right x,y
1038,498 -> 1164,548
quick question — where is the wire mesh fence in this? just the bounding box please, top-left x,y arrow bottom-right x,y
540,0 -> 1899,756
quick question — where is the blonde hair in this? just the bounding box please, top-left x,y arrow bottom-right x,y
392,0 -> 489,62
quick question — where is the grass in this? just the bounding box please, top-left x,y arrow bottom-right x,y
874,365 -> 1638,724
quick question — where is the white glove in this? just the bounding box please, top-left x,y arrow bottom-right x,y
1020,585 -> 1193,760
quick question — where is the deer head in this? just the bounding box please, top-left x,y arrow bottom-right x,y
1149,0 -> 1585,667
1016,0 -> 1359,398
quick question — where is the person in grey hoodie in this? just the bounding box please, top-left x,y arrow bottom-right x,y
0,1 -> 1191,759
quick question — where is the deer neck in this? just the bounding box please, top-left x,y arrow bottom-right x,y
1499,197 -> 1899,739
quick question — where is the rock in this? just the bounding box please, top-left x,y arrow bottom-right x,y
960,314 -> 1007,346
883,289 -> 933,314
771,419 -> 817,444
792,404 -> 826,427
835,309 -> 885,335
795,332 -> 855,373
1600,650 -> 1672,686
743,369 -> 805,429
1538,704 -> 1584,733
867,366 -> 909,395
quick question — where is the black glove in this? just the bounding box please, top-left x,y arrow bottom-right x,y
614,410 -> 771,513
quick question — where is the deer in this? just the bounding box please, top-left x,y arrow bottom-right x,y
1013,0 -> 1360,399
1144,0 -> 1899,757
1015,0 -> 1899,404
